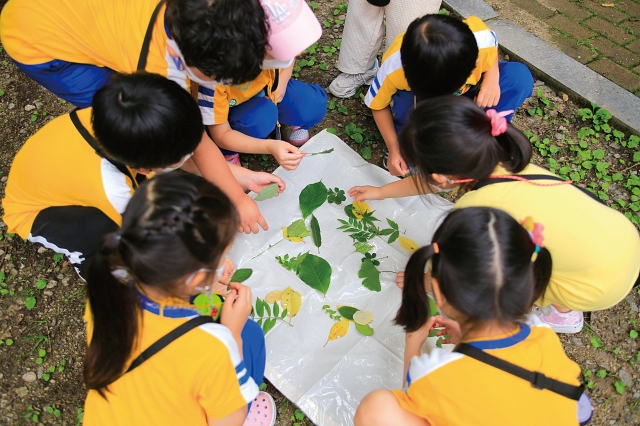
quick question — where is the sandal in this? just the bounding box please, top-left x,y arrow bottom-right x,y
243,391 -> 276,426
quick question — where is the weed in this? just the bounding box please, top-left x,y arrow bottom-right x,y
23,405 -> 40,423
291,408 -> 306,426
45,403 -> 61,418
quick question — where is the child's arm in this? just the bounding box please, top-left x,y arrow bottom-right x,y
190,133 -> 269,233
349,176 -> 428,202
208,408 -> 247,426
475,56 -> 500,109
226,163 -> 286,195
403,317 -> 436,387
208,122 -> 306,171
372,107 -> 410,176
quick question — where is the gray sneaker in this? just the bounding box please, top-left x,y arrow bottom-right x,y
328,59 -> 379,98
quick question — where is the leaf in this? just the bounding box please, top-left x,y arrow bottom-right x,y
308,148 -> 334,156
310,215 -> 322,249
355,322 -> 374,336
337,306 -> 359,320
614,380 -> 626,395
25,296 -> 36,310
265,290 -> 282,304
281,286 -> 302,317
361,147 -> 372,159
265,301 -> 271,317
230,268 -> 252,283
352,201 -> 371,220
353,310 -> 373,325
591,336 -> 602,348
354,242 -> 373,254
435,336 -> 444,348
358,258 -> 381,292
288,219 -> 310,238
273,301 -> 280,317
386,219 -> 399,230
325,319 -> 350,345
35,279 -> 47,290
387,230 -> 400,244
297,254 -> 332,295
398,236 -> 419,253
630,330 -> 638,339
254,183 -> 279,201
256,298 -> 265,317
263,318 -> 277,334
299,181 -> 328,218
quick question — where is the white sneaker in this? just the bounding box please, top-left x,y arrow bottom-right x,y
328,59 -> 379,98
533,305 -> 584,334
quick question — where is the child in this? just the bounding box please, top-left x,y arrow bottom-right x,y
207,0 -> 327,168
349,96 -> 640,333
354,207 -> 591,426
363,14 -> 533,176
2,72 -> 284,276
82,172 -> 275,425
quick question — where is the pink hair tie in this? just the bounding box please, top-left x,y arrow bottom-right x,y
486,109 -> 514,137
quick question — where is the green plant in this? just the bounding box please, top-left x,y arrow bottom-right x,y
76,408 -> 84,426
326,187 -> 346,205
291,408 -> 306,426
24,405 -> 40,423
53,253 -> 64,264
35,348 -> 46,364
322,304 -> 342,321
45,404 -> 61,418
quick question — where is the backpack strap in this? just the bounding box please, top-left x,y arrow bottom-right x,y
454,343 -> 584,400
69,109 -> 143,188
137,0 -> 167,71
473,174 -> 604,205
126,315 -> 214,374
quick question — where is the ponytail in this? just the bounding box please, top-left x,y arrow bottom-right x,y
84,234 -> 140,396
395,244 -> 438,332
494,125 -> 532,174
531,246 -> 552,306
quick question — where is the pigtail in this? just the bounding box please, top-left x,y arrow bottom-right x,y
494,125 -> 532,174
531,246 -> 552,306
84,233 -> 140,397
395,245 -> 437,332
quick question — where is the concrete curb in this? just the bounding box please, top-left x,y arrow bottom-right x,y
444,0 -> 640,135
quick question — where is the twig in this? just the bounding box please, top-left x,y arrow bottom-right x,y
615,161 -> 640,175
250,239 -> 283,259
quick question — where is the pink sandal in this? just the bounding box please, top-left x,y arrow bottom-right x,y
243,391 -> 276,426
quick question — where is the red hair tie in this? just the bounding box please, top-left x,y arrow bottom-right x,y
432,242 -> 439,254
486,109 -> 514,137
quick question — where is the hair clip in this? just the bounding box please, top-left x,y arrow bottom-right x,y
520,216 -> 545,262
432,242 -> 439,254
531,245 -> 541,262
486,109 -> 514,137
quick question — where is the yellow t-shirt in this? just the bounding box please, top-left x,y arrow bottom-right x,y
394,316 -> 581,426
364,16 -> 498,110
2,108 -> 136,239
454,164 -> 640,311
83,292 -> 258,425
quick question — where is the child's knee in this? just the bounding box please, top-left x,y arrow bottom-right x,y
229,101 -> 278,138
354,389 -> 397,426
500,62 -> 534,94
296,83 -> 328,126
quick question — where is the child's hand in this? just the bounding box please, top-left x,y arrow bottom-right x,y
396,271 -> 405,289
387,151 -> 410,177
239,171 -> 286,196
269,140 -> 306,170
475,80 -> 501,109
348,186 -> 384,202
220,282 -> 252,336
235,195 -> 269,234
406,316 -> 436,347
215,258 -> 235,289
432,315 -> 462,344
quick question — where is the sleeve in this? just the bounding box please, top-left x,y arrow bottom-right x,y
197,83 -> 222,126
196,323 -> 259,420
467,17 -> 499,75
392,375 -> 441,423
364,52 -> 405,110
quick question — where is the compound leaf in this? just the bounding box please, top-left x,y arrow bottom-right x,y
263,318 -> 277,335
358,258 -> 381,292
297,254 -> 332,295
310,215 -> 322,249
300,181 -> 328,218
254,183 -> 279,201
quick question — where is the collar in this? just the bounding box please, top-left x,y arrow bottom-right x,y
164,8 -> 171,39
464,323 -> 531,350
136,288 -> 199,318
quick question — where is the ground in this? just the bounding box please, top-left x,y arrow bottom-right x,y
1,0 -> 640,425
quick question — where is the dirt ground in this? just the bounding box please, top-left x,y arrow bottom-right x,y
1,0 -> 639,425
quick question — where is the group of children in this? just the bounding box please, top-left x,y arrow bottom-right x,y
1,0 -> 639,424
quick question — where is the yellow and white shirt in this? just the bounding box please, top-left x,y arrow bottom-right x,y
2,109 -> 136,241
364,16 -> 498,110
83,292 -> 258,425
455,163 -> 640,311
394,315 -> 581,426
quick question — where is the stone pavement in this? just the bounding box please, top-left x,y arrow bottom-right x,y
498,0 -> 640,95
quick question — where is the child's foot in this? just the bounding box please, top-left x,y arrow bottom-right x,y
534,305 -> 584,334
283,126 -> 310,147
224,153 -> 241,166
243,391 -> 276,426
328,59 -> 379,98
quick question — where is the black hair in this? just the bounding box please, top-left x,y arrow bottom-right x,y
84,173 -> 238,395
91,72 -> 203,169
166,0 -> 269,85
395,207 -> 552,332
399,96 -> 532,190
400,14 -> 479,99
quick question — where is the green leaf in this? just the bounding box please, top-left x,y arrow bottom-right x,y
343,204 -> 357,220
387,230 -> 400,244
435,337 -> 444,348
299,181 -> 328,218
25,296 -> 36,310
39,348 -> 46,357
358,258 -> 381,292
630,330 -> 638,338
596,369 -> 607,378
354,242 -> 374,254
361,147 -> 372,159
634,151 -> 640,162
35,279 -> 47,290
273,301 -> 280,317
326,127 -> 337,134
281,308 -> 287,319
591,336 -> 602,348
254,183 -> 279,201
256,298 -> 265,317
355,322 -> 374,336
337,306 -> 359,320
288,219 -> 310,238
386,219 -> 399,230
263,318 -> 277,334
428,296 -> 440,317
265,301 -> 271,317
230,268 -> 252,283
48,365 -> 55,372
294,409 -> 306,421
310,215 -> 322,249
614,380 -> 626,395
297,254 -> 332,295
308,148 -> 334,156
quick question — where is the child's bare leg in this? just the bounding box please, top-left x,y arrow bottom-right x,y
354,389 -> 430,426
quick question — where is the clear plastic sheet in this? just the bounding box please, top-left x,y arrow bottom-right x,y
228,131 -> 453,425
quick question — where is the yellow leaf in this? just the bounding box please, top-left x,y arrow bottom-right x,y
601,3 -> 615,6
281,286 -> 302,318
265,290 -> 282,304
398,236 -> 419,253
325,319 -> 350,346
352,201 -> 371,220
353,310 -> 373,325
282,226 -> 304,243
